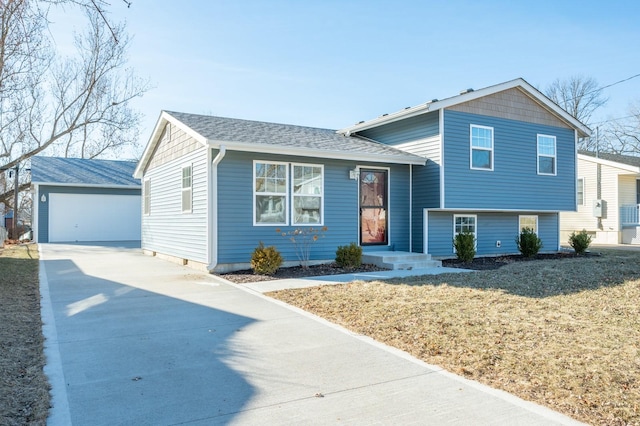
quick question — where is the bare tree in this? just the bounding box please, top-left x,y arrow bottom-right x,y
598,102 -> 640,155
545,75 -> 608,125
0,0 -> 150,211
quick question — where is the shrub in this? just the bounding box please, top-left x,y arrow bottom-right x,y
335,242 -> 362,269
250,242 -> 283,275
453,231 -> 476,263
276,226 -> 327,268
569,229 -> 592,254
516,228 -> 543,257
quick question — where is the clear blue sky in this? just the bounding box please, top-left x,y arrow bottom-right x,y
52,0 -> 640,155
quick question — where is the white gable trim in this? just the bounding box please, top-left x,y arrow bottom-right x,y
134,111 -> 209,178
578,154 -> 640,174
338,78 -> 591,138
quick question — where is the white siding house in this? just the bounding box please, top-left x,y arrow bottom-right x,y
560,151 -> 640,245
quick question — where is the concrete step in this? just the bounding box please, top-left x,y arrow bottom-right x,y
362,251 -> 442,270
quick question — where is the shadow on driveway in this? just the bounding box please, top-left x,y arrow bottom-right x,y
41,254 -> 256,425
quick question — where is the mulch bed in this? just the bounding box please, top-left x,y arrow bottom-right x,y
219,251 -> 590,283
218,262 -> 386,284
441,251 -> 589,270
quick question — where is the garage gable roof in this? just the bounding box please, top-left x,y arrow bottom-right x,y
31,156 -> 140,188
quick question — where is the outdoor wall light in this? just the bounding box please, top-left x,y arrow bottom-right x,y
41,194 -> 46,203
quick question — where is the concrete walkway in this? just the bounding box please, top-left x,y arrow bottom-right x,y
40,243 -> 585,425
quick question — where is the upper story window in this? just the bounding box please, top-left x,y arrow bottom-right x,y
519,215 -> 538,234
254,161 -> 288,225
470,125 -> 494,170
537,134 -> 556,175
143,179 -> 150,215
577,178 -> 585,206
181,165 -> 192,213
292,164 -> 323,224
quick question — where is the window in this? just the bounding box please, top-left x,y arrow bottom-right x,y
470,125 -> 493,170
292,164 -> 323,224
453,214 -> 477,252
181,165 -> 192,212
254,161 -> 288,225
143,179 -> 150,215
537,134 -> 556,175
577,178 -> 585,206
519,215 -> 538,233
254,161 -> 325,226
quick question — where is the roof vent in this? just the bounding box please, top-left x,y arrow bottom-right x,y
404,106 -> 411,109
460,88 -> 474,95
356,120 -> 365,124
427,99 -> 438,104
381,113 -> 388,117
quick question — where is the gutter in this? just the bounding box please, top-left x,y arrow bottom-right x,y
207,145 -> 226,271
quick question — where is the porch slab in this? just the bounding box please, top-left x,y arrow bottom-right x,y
362,251 -> 442,270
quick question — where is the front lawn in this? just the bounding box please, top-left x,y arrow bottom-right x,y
268,249 -> 640,425
0,244 -> 50,425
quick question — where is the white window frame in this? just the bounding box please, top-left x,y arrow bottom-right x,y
291,163 -> 324,225
577,178 -> 585,206
253,160 -> 289,226
453,214 -> 477,253
181,164 -> 192,213
519,215 -> 538,234
143,178 -> 150,216
537,134 -> 557,176
470,125 -> 494,171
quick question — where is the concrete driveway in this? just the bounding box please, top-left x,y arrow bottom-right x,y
40,243 -> 584,425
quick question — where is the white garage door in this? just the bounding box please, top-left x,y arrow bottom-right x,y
48,193 -> 141,242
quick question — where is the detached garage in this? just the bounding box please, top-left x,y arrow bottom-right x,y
31,157 -> 141,243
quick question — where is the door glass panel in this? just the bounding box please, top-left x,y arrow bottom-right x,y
360,170 -> 388,245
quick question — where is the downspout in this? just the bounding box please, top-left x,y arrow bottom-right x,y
207,145 -> 226,271
409,164 -> 413,253
32,184 -> 39,243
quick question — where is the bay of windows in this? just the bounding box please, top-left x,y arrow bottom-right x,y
254,161 -> 323,225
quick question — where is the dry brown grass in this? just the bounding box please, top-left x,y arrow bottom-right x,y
268,249 -> 640,426
0,244 -> 50,425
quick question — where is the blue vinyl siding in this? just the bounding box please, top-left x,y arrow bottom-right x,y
443,110 -> 576,211
217,151 -> 412,265
37,185 -> 140,243
411,161 -> 440,253
426,210 -> 559,257
358,111 -> 439,145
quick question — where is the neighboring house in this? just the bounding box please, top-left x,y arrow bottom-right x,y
31,156 -> 141,243
560,151 -> 640,245
134,78 -> 590,272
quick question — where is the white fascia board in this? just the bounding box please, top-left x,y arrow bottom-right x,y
134,111 -> 209,178
425,208 -> 562,213
206,140 -> 427,165
338,78 -> 592,138
32,182 -> 141,189
578,154 -> 640,174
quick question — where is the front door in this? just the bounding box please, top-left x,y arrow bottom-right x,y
359,169 -> 388,245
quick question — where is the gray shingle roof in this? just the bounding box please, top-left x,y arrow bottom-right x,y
579,150 -> 640,169
31,156 -> 140,187
165,111 -> 425,161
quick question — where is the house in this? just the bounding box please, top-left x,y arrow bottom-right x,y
134,112 -> 426,271
31,156 -> 141,243
560,151 -> 640,245
134,78 -> 590,272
